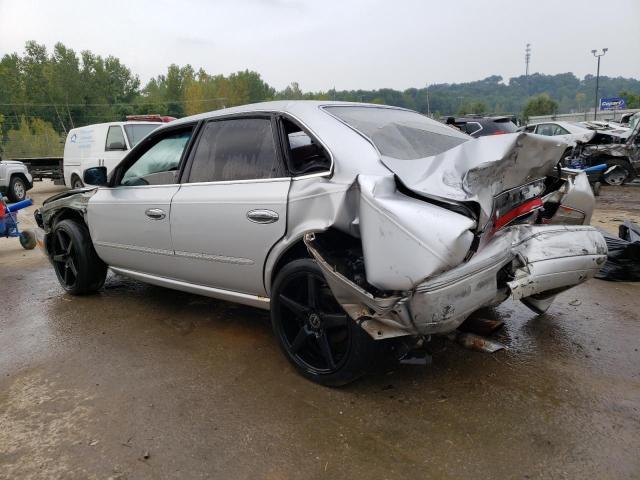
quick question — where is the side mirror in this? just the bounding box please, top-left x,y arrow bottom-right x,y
83,166 -> 108,186
107,141 -> 126,150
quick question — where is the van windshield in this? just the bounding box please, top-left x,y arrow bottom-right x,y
124,124 -> 161,147
324,106 -> 469,160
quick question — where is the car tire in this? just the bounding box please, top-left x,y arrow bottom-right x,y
50,219 -> 107,295
7,175 -> 27,202
71,176 -> 84,189
603,158 -> 634,186
271,258 -> 388,387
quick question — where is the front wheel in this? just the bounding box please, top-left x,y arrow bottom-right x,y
7,176 -> 27,202
603,159 -> 634,186
50,219 -> 107,295
271,258 -> 387,387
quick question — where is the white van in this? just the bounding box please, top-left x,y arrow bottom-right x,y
63,120 -> 163,188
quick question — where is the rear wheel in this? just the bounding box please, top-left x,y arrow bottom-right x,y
271,259 -> 383,387
7,175 -> 27,202
50,219 -> 107,295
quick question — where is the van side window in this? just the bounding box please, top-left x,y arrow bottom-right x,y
120,130 -> 192,186
187,118 -> 284,182
281,118 -> 330,175
106,126 -> 127,151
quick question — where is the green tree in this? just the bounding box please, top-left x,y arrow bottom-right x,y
522,94 -> 558,119
3,117 -> 63,158
619,91 -> 640,109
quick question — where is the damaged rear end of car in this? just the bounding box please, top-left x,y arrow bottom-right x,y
306,106 -> 607,341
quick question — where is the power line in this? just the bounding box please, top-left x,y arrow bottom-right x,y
0,97 -> 226,107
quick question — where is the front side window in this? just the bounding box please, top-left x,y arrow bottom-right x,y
121,130 -> 192,186
187,118 -> 283,183
106,126 -> 127,151
325,106 -> 469,160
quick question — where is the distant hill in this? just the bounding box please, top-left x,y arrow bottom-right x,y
324,73 -> 640,116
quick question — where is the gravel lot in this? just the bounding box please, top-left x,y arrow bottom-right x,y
1,181 -> 639,479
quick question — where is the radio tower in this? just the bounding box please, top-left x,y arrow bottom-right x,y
525,43 -> 531,95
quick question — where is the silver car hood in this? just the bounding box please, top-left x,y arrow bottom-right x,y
379,132 -> 567,224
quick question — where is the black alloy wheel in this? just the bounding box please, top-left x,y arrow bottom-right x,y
49,219 -> 107,295
271,259 -> 383,386
52,228 -> 79,289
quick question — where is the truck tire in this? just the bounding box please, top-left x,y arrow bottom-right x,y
7,175 -> 27,202
71,175 -> 84,189
50,219 -> 107,295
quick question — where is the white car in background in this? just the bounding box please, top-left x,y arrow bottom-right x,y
523,121 -> 596,151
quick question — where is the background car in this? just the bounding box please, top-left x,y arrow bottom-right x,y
444,115 -> 518,137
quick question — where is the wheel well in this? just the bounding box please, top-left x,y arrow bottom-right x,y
270,239 -> 310,288
10,172 -> 29,185
51,208 -> 86,229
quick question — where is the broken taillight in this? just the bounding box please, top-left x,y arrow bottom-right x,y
492,179 -> 546,231
493,197 -> 543,231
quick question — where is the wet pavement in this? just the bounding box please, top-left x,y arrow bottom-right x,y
1,182 -> 639,479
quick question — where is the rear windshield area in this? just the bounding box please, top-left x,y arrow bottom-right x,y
324,106 -> 469,160
124,123 -> 161,147
483,118 -> 518,135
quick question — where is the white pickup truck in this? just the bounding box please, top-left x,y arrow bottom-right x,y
0,160 -> 33,202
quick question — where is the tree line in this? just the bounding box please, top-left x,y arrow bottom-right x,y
1,41 -> 640,157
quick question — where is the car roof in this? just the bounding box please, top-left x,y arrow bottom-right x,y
165,100 -> 413,128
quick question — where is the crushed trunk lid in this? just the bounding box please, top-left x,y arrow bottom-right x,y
379,132 -> 567,227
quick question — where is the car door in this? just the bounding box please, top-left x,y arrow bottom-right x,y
170,115 -> 290,296
103,125 -> 129,175
87,125 -> 195,277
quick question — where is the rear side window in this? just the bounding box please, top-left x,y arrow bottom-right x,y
282,118 -> 331,175
325,106 -> 469,160
536,124 -> 555,136
105,126 -> 127,151
188,118 -> 284,182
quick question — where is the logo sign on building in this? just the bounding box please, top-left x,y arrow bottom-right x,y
599,97 -> 627,111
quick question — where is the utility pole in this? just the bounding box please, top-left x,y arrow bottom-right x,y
425,84 -> 431,117
525,43 -> 531,95
591,48 -> 608,120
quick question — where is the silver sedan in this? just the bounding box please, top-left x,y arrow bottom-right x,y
36,101 -> 606,386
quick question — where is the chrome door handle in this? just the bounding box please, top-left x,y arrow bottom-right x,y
247,209 -> 279,224
145,208 -> 166,220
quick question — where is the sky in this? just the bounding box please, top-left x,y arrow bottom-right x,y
1,0 -> 639,92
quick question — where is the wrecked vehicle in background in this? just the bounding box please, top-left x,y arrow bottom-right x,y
35,101 -> 607,386
569,116 -> 640,185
